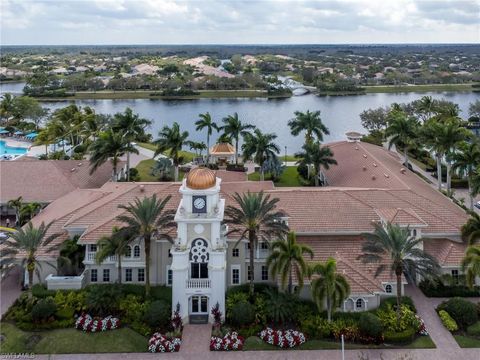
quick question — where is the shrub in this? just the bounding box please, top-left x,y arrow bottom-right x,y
263,288 -> 297,324
467,321 -> 480,337
56,307 -> 75,320
419,279 -> 480,297
226,292 -> 249,322
53,290 -> 87,313
31,284 -> 56,298
119,295 -> 147,324
300,316 -> 332,339
379,296 -> 416,312
230,301 -> 255,327
384,327 -> 416,344
75,314 -> 120,332
377,304 -> 419,332
31,298 -> 57,322
259,328 -> 306,348
330,319 -> 360,342
439,310 -> 458,332
237,324 -> 262,339
86,285 -> 121,316
359,313 -> 383,338
150,286 -> 172,303
437,297 -> 478,329
210,332 -> 244,351
144,300 -> 171,331
148,333 -> 181,353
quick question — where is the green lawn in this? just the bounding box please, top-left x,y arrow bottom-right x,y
454,335 -> 480,348
0,322 -> 148,354
137,142 -> 196,163
248,166 -> 302,187
243,335 -> 435,351
364,83 -> 476,93
135,158 -> 185,182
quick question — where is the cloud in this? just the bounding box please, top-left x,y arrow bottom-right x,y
1,0 -> 478,44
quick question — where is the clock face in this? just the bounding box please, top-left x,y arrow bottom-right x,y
193,196 -> 206,213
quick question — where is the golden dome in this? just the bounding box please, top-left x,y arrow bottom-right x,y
186,167 -> 216,189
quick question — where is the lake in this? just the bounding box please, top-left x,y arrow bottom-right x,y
1,82 -> 478,153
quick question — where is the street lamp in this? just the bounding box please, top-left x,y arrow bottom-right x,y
284,146 -> 287,165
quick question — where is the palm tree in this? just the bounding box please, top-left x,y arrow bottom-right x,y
89,129 -> 138,181
266,231 -> 313,294
452,141 -> 480,210
309,258 -> 350,322
385,111 -> 419,169
0,93 -> 15,123
154,122 -> 190,181
416,96 -> 435,122
288,110 -> 330,145
358,222 -> 440,325
296,142 -> 337,186
7,196 -> 23,227
96,228 -> 134,284
441,120 -> 469,194
462,211 -> 480,245
221,113 -> 255,165
195,112 -> 219,164
0,222 -> 60,294
461,246 -> 480,288
224,191 -> 289,296
422,120 -> 448,191
112,108 -> 151,181
19,202 -> 41,225
242,129 -> 280,181
117,194 -> 175,297
189,141 -> 207,157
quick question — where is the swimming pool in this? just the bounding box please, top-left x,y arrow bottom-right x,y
0,140 -> 28,155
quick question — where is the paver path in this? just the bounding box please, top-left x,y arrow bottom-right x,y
180,323 -> 212,355
405,284 -> 460,353
0,266 -> 22,317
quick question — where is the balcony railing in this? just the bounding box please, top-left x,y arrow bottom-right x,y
186,279 -> 211,289
86,253 -> 117,262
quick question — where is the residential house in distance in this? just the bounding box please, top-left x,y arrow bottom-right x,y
11,140 -> 469,323
0,159 -> 125,219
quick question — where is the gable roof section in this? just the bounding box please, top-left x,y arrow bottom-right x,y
423,238 -> 467,266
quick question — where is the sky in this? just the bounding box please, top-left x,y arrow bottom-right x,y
1,0 -> 479,45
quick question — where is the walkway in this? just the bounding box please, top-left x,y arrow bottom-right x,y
405,284 -> 460,354
0,266 -> 22,317
179,324 -> 212,355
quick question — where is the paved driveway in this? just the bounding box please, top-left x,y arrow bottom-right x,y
1,265 -> 22,317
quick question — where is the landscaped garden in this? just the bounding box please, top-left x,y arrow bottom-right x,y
207,284 -> 434,352
1,284 -> 183,354
436,297 -> 480,348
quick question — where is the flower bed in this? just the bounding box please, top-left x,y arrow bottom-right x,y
148,333 -> 181,353
416,315 -> 429,336
75,314 -> 120,332
259,328 -> 306,348
210,331 -> 244,351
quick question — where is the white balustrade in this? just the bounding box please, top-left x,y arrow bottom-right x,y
186,278 -> 211,289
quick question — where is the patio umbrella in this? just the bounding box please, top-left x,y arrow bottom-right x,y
26,133 -> 38,139
0,130 -> 9,134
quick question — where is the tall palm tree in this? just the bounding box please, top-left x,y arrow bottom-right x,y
96,228 -> 134,284
462,211 -> 480,245
358,222 -> 440,325
288,110 -> 330,145
266,231 -> 313,294
452,141 -> 480,210
461,246 -> 480,288
7,196 -> 23,227
221,113 -> 255,165
19,202 -> 41,225
112,107 -> 151,181
154,122 -> 190,181
0,222 -> 60,294
242,129 -> 280,181
385,111 -> 419,169
422,120 -> 448,191
224,191 -> 289,296
296,142 -> 337,186
195,112 -> 219,164
309,258 -> 350,322
0,93 -> 15,123
117,194 -> 175,297
89,129 -> 138,181
416,96 -> 435,122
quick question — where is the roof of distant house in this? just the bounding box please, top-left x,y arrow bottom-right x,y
0,159 -> 123,204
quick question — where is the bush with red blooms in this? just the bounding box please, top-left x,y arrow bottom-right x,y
75,314 -> 120,332
148,333 -> 181,353
259,327 -> 306,348
210,332 -> 244,351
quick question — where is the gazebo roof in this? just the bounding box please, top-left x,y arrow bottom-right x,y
210,143 -> 235,156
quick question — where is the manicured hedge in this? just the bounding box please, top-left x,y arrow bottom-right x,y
419,280 -> 480,297
384,327 -> 416,344
437,298 -> 478,329
438,310 -> 458,332
467,321 -> 480,337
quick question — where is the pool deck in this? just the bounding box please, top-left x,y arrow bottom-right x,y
1,136 -> 44,156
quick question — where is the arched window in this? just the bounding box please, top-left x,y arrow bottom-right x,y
385,284 -> 392,293
356,298 -> 363,309
125,245 -> 132,257
189,238 -> 209,263
133,245 -> 140,258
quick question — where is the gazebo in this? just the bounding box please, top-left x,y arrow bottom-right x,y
209,143 -> 235,166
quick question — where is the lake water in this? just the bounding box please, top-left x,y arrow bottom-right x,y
1,82 -> 478,153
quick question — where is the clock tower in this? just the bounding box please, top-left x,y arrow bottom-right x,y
171,168 -> 226,324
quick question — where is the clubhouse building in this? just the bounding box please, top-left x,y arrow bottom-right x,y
9,140 -> 469,323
